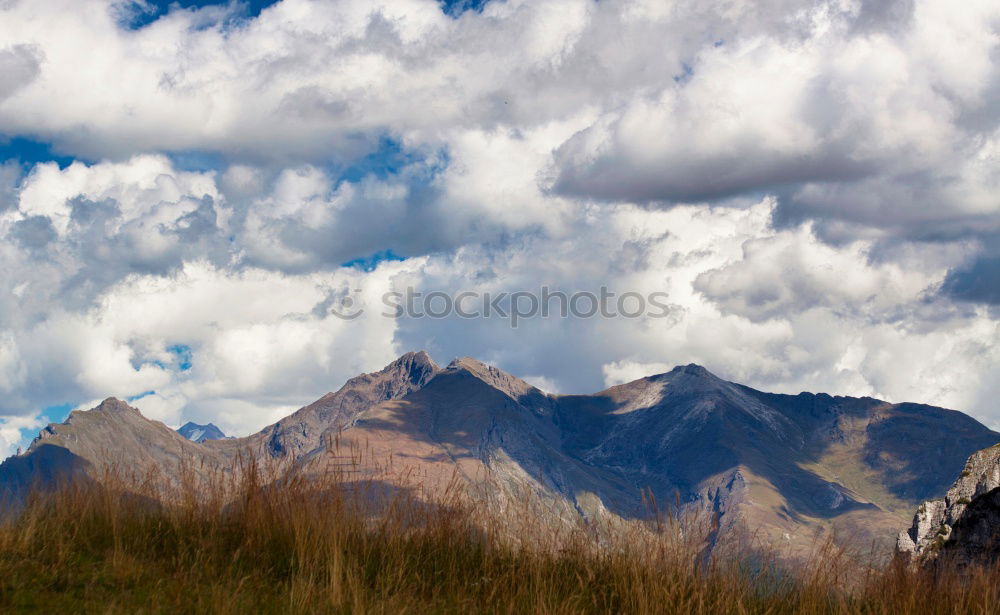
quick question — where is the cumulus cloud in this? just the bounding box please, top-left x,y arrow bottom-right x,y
1,0 -> 993,238
553,1 -> 1000,239
692,223 -> 946,323
0,258 -> 404,430
0,0 -> 999,455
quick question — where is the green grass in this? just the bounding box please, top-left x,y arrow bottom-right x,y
0,463 -> 998,614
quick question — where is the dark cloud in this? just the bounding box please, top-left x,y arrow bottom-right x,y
552,138 -> 871,205
69,195 -> 120,227
850,0 -> 915,35
943,253 -> 1000,305
174,196 -> 219,243
772,172 -> 1000,243
9,215 -> 55,250
0,162 -> 21,211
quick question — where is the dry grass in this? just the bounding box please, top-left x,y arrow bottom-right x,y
0,455 -> 998,614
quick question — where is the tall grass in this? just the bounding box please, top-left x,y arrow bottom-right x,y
0,449 -> 998,614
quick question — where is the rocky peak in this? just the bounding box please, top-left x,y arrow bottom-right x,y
381,351 -> 439,386
93,397 -> 138,414
671,363 -> 715,377
178,422 -> 228,443
260,352 -> 441,458
656,364 -> 730,391
333,351 -> 439,404
55,398 -> 139,429
598,363 -> 796,444
655,365 -> 765,411
445,356 -> 494,375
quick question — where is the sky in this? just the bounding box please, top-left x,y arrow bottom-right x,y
0,0 -> 998,455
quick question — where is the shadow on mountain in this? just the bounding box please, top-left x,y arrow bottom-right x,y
862,403 -> 1000,502
0,444 -> 94,512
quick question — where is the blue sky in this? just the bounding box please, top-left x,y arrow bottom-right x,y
0,136 -> 78,168
121,0 -> 489,30
121,0 -> 282,29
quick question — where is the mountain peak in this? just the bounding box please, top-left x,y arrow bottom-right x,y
384,351 -> 439,384
669,363 -> 717,378
93,397 -> 138,414
446,356 -> 489,371
446,356 -> 517,381
177,421 -> 228,443
392,350 -> 436,368
258,351 -> 441,458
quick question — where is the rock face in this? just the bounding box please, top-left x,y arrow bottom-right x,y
177,422 -> 228,443
896,444 -> 1000,566
3,352 -> 998,557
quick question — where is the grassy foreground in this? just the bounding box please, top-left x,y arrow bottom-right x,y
0,464 -> 997,614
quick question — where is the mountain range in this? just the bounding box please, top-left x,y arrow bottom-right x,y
2,351 -> 997,556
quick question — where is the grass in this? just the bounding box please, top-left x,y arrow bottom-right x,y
0,457 -> 998,614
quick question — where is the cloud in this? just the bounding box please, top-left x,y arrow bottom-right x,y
0,1 -> 994,241
380,200 -> 1000,423
0,0 -> 998,449
8,214 -> 56,250
602,360 -> 673,388
552,1 -> 1000,241
942,251 -> 1000,306
0,414 -> 44,458
692,223 -> 946,323
2,174 -> 999,441
0,258 -> 404,429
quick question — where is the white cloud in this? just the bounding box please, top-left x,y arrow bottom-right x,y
602,361 -> 673,388
385,200 -> 1000,422
0,413 -> 44,458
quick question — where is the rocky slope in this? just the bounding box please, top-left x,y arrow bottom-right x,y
2,352 -> 997,556
896,443 -> 1000,567
207,350 -> 439,461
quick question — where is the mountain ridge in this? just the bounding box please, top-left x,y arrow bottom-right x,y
3,352 -> 997,557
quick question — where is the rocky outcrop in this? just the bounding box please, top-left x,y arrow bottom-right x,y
896,444 -> 1000,566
